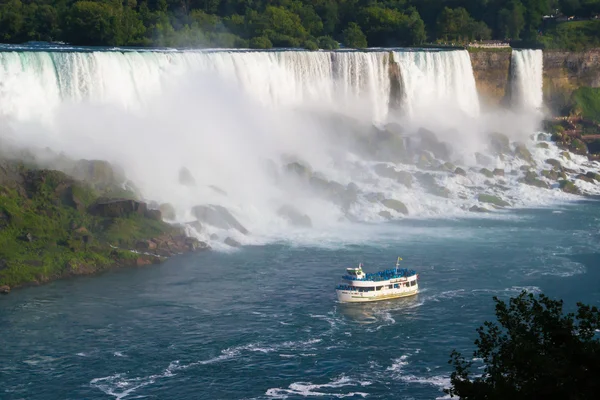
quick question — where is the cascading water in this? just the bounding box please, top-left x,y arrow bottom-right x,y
393,50 -> 480,118
510,49 -> 544,112
0,47 -> 595,249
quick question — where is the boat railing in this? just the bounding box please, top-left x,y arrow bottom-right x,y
336,284 -> 358,291
342,268 -> 416,282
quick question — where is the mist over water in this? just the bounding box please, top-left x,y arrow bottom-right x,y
0,47 -> 597,248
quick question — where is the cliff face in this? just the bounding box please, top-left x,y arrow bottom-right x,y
469,49 -> 600,114
543,50 -> 600,114
468,51 -> 512,108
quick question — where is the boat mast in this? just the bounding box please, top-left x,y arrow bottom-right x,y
395,256 -> 402,274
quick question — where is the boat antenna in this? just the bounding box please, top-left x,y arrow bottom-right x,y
396,256 -> 402,273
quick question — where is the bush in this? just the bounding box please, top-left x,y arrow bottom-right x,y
249,36 -> 273,49
317,36 -> 339,49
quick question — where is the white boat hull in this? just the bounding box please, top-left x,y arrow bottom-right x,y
336,284 -> 419,303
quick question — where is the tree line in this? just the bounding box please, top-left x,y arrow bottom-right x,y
0,0 -> 599,49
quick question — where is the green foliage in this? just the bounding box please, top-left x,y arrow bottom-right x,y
317,35 -> 338,49
0,165 -> 175,288
0,0 -> 596,48
446,291 -> 600,399
540,20 -> 600,50
249,35 -> 272,49
342,22 -> 367,48
571,87 -> 600,123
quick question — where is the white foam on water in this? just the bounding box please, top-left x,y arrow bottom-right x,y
265,375 -> 371,398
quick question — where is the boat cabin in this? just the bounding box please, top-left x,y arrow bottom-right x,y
345,264 -> 366,279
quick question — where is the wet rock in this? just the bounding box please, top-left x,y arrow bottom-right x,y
454,167 -> 467,176
0,285 -> 10,294
469,205 -> 490,213
191,205 -> 249,234
480,168 -> 494,178
493,168 -> 505,177
381,199 -> 409,215
373,164 -> 412,188
277,205 -> 312,227
224,237 -> 242,247
415,173 -> 450,198
89,199 -> 149,218
545,159 -> 562,170
210,233 -> 219,240
576,174 -> 596,184
71,159 -> 124,190
542,169 -> 559,180
520,171 -> 549,189
178,167 -> 196,186
416,128 -> 451,161
559,180 -> 580,194
159,203 -> 176,220
514,143 -> 535,165
186,220 -> 203,232
136,240 -> 158,251
442,162 -> 456,172
378,210 -> 393,219
477,194 -> 510,207
560,151 -> 571,160
536,142 -> 549,149
366,192 -> 385,203
569,138 -> 588,155
585,171 -> 600,181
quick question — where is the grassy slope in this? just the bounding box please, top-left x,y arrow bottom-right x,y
0,166 -> 176,288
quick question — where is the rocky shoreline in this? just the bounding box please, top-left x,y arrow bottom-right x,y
0,157 -> 210,296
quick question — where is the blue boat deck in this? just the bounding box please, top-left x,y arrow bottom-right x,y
342,268 -> 417,282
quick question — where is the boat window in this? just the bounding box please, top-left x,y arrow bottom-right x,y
410,280 -> 416,286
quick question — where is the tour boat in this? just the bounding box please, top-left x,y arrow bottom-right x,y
336,257 -> 419,303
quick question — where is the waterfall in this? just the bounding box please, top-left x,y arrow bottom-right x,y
510,49 -> 544,111
0,50 -> 393,124
393,50 -> 480,118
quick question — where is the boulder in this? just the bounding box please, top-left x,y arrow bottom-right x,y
224,237 -> 242,247
569,138 -> 588,155
536,142 -> 549,149
186,220 -> 203,232
381,199 -> 409,215
585,171 -> 600,181
0,285 -> 10,294
520,171 -> 549,189
373,164 -> 412,188
159,203 -> 176,220
454,167 -> 467,176
136,240 -> 158,250
560,151 -> 571,160
514,143 -> 535,165
378,210 -> 393,219
469,205 -> 490,213
545,159 -> 562,170
493,168 -> 505,177
88,199 -> 148,218
145,209 -> 162,221
542,169 -> 559,180
416,128 -> 451,160
477,194 -> 510,207
415,173 -> 451,198
559,180 -> 581,194
191,205 -> 249,234
277,205 -> 312,227
576,174 -> 595,184
178,167 -> 196,186
480,168 -> 494,178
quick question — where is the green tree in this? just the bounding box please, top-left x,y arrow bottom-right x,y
64,1 -> 123,46
342,22 -> 367,48
498,1 -> 526,40
446,291 -> 600,399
